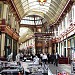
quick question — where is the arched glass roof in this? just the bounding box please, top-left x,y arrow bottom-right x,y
14,0 -> 69,25
13,0 -> 69,43
20,15 -> 47,25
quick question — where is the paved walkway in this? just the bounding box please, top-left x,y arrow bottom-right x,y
48,64 -> 71,75
21,61 -> 72,75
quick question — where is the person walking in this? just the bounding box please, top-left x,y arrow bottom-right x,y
55,52 -> 60,66
40,53 -> 43,62
42,53 -> 48,64
47,53 -> 50,64
16,53 -> 20,65
33,55 -> 39,64
51,53 -> 55,64
20,52 -> 23,61
7,52 -> 13,62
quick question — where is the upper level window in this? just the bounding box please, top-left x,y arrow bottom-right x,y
20,15 -> 46,25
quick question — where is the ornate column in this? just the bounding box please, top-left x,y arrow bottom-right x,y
3,4 -> 8,20
60,42 -> 62,57
42,41 -> 45,53
1,33 -> 5,56
66,39 -> 68,57
58,43 -> 60,54
11,15 -> 15,28
17,41 -> 19,53
12,39 -> 13,52
48,39 -> 52,54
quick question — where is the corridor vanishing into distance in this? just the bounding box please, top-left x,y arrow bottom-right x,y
0,0 -> 75,75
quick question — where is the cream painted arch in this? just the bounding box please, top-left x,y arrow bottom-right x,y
19,27 -> 34,43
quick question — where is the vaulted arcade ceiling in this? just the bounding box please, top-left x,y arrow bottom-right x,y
12,0 -> 72,43
14,0 -> 69,25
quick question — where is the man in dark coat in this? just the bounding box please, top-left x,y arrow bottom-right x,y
54,52 -> 60,66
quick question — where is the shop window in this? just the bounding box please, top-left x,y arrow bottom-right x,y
5,34 -> 12,58
68,9 -> 72,24
56,26 -> 58,36
68,40 -> 70,48
64,41 -> 66,47
8,14 -> 11,26
64,48 -> 66,57
62,18 -> 66,29
72,6 -> 74,20
13,40 -> 17,60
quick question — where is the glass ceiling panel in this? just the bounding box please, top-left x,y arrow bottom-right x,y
20,20 -> 43,25
19,27 -> 29,36
23,17 -> 34,20
23,16 -> 42,20
14,0 -> 20,5
21,0 -> 51,15
20,16 -> 45,25
17,6 -> 53,19
23,3 -> 50,11
14,0 -> 68,25
24,8 -> 54,17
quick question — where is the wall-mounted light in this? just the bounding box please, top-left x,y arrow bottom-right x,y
21,43 -> 22,45
38,28 -> 41,32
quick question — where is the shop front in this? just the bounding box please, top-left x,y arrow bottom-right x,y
5,34 -> 12,58
68,35 -> 75,64
13,39 -> 17,61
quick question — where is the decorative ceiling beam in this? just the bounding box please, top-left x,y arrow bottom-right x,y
20,24 -> 42,27
52,0 -> 72,26
14,0 -> 27,9
50,2 -> 58,11
49,7 -> 56,15
24,9 -> 53,23
52,0 -> 59,8
53,1 -> 73,26
7,0 -> 21,21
